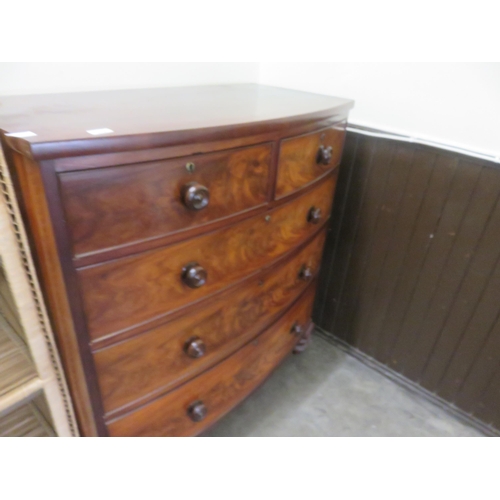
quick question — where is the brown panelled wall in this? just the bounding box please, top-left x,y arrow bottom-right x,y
314,131 -> 500,432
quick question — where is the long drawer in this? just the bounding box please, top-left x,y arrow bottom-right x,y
59,143 -> 272,258
94,230 -> 325,416
78,174 -> 336,341
107,283 -> 316,436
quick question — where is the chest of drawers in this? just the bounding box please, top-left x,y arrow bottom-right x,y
0,84 -> 353,436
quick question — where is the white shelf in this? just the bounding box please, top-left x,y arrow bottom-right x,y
0,310 -> 39,394
0,282 -> 44,414
0,400 -> 55,437
0,266 -> 26,342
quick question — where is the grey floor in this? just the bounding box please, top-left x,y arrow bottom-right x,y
203,334 -> 483,437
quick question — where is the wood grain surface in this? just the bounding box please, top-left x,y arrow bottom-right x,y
59,143 -> 272,258
94,230 -> 326,416
1,85 -> 353,436
107,283 -> 316,436
276,121 -> 346,198
78,174 -> 336,341
0,85 -> 353,160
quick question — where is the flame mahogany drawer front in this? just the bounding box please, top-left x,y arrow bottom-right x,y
78,174 -> 337,342
58,143 -> 273,259
94,230 -> 327,417
276,121 -> 347,199
1,84 -> 353,436
108,284 -> 317,437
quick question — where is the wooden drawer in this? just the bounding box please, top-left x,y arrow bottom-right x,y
94,230 -> 326,416
79,174 -> 337,341
107,283 -> 316,436
276,121 -> 346,198
58,143 -> 272,258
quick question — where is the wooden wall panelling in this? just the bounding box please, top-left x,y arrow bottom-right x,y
342,143 -> 416,357
417,166 -> 500,390
314,134 -> 367,336
313,132 -> 358,322
354,147 -> 437,359
454,299 -> 500,414
430,250 -> 500,405
321,135 -> 397,341
391,158 -> 485,381
316,130 -> 500,433
374,152 -> 458,366
473,365 -> 500,429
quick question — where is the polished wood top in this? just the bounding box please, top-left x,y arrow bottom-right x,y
0,84 -> 353,159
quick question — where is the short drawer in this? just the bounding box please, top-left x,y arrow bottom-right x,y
107,283 -> 316,436
276,121 -> 346,198
94,230 -> 326,416
78,173 -> 337,341
58,143 -> 272,258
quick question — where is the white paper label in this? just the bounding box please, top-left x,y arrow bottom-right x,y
86,128 -> 114,136
5,131 -> 37,138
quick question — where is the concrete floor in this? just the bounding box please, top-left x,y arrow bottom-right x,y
203,334 -> 483,437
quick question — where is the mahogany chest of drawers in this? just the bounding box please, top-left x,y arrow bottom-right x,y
0,84 -> 353,436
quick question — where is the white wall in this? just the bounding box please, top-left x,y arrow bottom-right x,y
0,63 -> 259,95
259,63 -> 500,157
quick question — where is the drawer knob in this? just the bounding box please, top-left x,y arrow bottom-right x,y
299,265 -> 313,281
316,145 -> 333,165
182,182 -> 210,210
188,400 -> 207,422
290,322 -> 304,336
184,337 -> 206,358
307,206 -> 322,224
182,262 -> 207,288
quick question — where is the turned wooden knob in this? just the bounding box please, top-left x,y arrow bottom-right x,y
181,182 -> 210,210
299,265 -> 313,281
188,400 -> 207,422
290,322 -> 304,336
307,206 -> 322,224
316,145 -> 333,165
182,262 -> 207,288
184,337 -> 206,358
